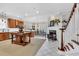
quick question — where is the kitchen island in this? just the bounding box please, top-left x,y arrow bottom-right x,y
0,29 -> 35,46
0,32 -> 9,41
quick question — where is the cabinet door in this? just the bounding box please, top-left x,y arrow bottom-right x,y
0,34 -> 4,41
16,20 -> 19,26
8,18 -> 16,28
0,33 -> 9,41
16,20 -> 24,26
3,33 -> 9,40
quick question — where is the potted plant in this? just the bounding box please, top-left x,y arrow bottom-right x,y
62,20 -> 68,23
54,18 -> 60,25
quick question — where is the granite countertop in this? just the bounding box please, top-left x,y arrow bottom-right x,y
24,30 -> 35,32
0,28 -> 35,33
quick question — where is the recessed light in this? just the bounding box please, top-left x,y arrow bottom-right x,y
36,10 -> 39,14
25,13 -> 28,16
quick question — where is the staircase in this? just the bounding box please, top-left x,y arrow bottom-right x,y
58,3 -> 78,54
63,3 -> 77,53
71,40 -> 79,45
63,43 -> 74,52
68,43 -> 74,49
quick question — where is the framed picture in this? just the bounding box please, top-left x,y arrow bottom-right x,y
50,20 -> 54,26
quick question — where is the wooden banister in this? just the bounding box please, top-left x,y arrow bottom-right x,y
64,3 -> 77,30
58,28 -> 65,51
58,3 -> 77,52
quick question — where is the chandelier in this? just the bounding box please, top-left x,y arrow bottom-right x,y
0,12 -> 7,19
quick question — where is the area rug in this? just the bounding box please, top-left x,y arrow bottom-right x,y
0,39 -> 46,56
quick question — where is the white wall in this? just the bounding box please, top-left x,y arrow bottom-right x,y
63,4 -> 79,45
75,4 -> 79,42
64,12 -> 75,44
0,18 -> 8,29
23,15 -> 49,33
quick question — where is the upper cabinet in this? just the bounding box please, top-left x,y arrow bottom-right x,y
8,18 -> 16,28
8,18 -> 24,28
16,20 -> 24,26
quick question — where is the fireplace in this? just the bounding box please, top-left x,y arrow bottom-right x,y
47,30 -> 57,40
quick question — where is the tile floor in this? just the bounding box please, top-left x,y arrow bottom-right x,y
35,35 -> 79,56
35,35 -> 60,56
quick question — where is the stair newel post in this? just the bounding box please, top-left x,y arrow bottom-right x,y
58,28 -> 65,51
61,28 -> 64,51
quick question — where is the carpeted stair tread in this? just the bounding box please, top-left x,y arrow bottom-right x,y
68,43 -> 74,49
71,40 -> 79,45
64,46 -> 67,51
65,45 -> 70,51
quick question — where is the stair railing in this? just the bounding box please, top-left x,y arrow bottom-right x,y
58,3 -> 77,51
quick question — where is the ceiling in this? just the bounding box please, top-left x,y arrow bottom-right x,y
0,3 -> 74,22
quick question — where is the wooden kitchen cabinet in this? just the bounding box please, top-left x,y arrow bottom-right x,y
8,18 -> 16,28
16,20 -> 24,26
8,18 -> 24,28
0,32 -> 9,41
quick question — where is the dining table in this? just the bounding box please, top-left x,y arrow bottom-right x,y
9,31 -> 35,45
